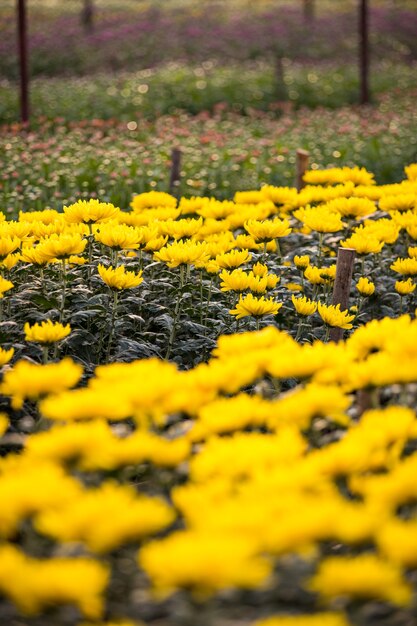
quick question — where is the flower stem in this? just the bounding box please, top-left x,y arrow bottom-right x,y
106,290 -> 119,363
166,265 -> 185,360
59,259 -> 66,323
42,345 -> 49,364
295,317 -> 304,341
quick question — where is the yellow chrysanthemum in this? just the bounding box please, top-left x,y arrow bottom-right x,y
291,295 -> 317,316
0,276 -> 13,298
244,218 -> 291,242
391,257 -> 417,276
94,223 -> 142,250
0,545 -> 109,618
395,278 -> 416,295
153,240 -> 209,268
317,302 -> 355,330
293,255 -> 310,269
0,236 -> 20,259
139,530 -> 271,597
356,277 -> 375,296
230,293 -> 282,319
39,233 -> 87,260
308,554 -> 412,606
97,264 -> 143,290
24,320 -> 71,344
63,199 -> 120,224
0,358 -> 83,409
35,482 -> 175,553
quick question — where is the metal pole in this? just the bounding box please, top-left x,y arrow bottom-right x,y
17,0 -> 29,124
359,0 -> 370,105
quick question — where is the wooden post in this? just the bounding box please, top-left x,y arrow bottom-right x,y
81,0 -> 94,34
296,149 -> 309,191
274,56 -> 287,100
359,0 -> 370,104
169,147 -> 182,195
303,0 -> 315,22
17,0 -> 29,124
329,247 -> 356,343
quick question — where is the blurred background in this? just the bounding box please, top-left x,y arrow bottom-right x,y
0,0 -> 416,211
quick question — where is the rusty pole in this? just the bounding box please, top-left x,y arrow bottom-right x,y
17,0 -> 29,124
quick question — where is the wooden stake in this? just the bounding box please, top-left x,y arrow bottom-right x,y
81,0 -> 95,34
17,0 -> 29,124
169,147 -> 182,195
296,149 -> 309,191
329,247 -> 356,343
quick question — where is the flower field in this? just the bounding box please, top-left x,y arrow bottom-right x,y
2,162 -> 417,625
1,85 -> 417,214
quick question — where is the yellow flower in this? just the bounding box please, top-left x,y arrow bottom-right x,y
35,482 -> 175,553
24,320 -> 71,344
308,554 -> 412,606
0,346 -> 14,366
219,269 -> 250,293
317,302 -> 355,329
153,240 -> 209,268
138,530 -> 271,597
130,190 -> 177,211
291,295 -> 317,316
304,265 -> 324,285
230,293 -> 282,319
247,274 -> 273,294
303,166 -> 375,186
94,223 -> 142,250
379,194 -> 417,213
20,246 -> 51,266
250,262 -> 267,276
0,458 -> 83,537
63,199 -> 120,224
405,163 -> 417,181
391,257 -> 417,276
395,278 -> 416,295
294,206 -> 345,233
293,255 -> 310,269
0,358 -> 83,409
39,387 -> 133,421
320,265 -> 337,283
0,545 -> 109,618
162,217 -> 203,239
0,236 -> 20,259
1,253 -> 20,271
323,196 -> 376,218
244,218 -> 291,242
215,249 -> 252,269
0,276 -> 13,298
0,413 -> 8,436
39,233 -> 87,260
285,282 -> 303,292
254,613 -> 351,626
356,277 -> 375,296
97,264 -> 143,290
341,233 -> 384,255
